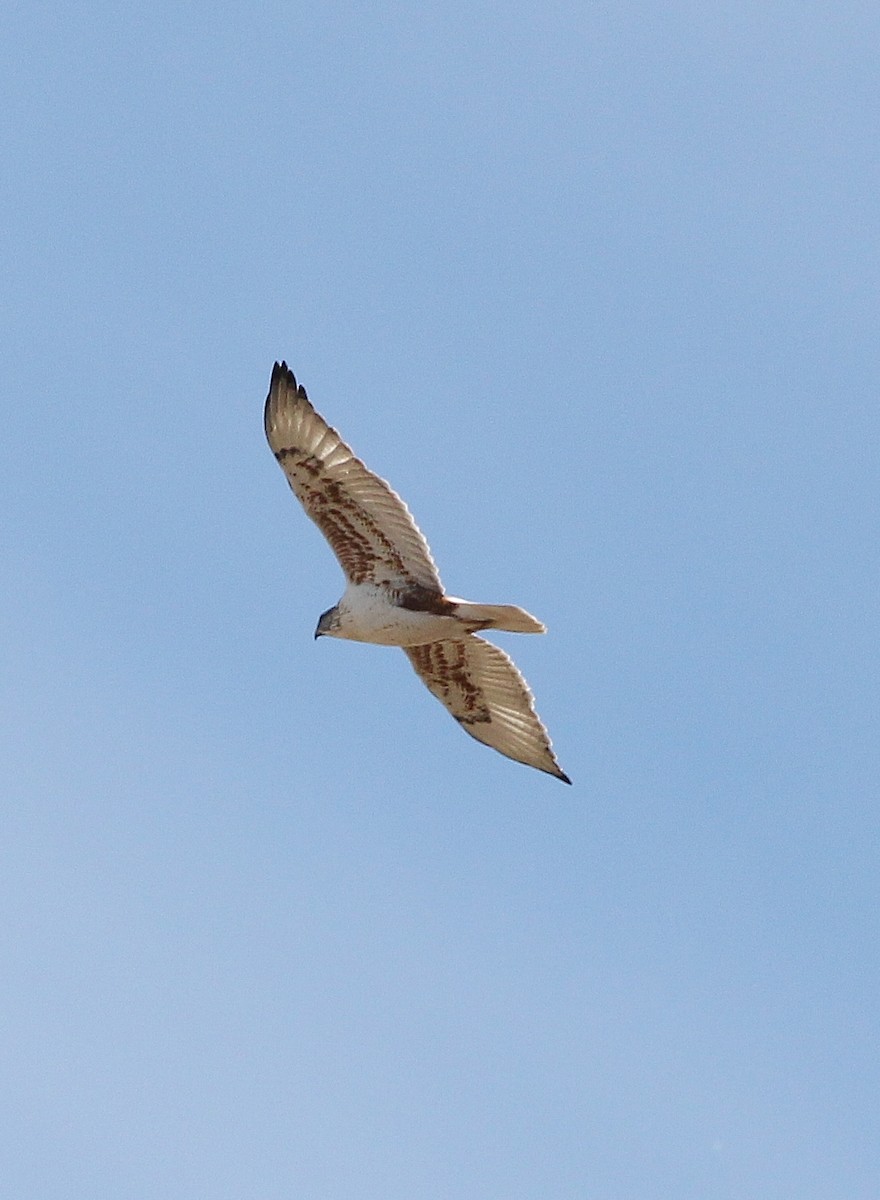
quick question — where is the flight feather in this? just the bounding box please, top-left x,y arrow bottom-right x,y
404,637 -> 571,783
264,362 -> 442,591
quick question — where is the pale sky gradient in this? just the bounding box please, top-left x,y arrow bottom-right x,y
2,4 -> 878,1197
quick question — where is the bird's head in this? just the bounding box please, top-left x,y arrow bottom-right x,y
315,605 -> 341,639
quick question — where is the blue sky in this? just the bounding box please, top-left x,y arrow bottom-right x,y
2,3 -> 878,1196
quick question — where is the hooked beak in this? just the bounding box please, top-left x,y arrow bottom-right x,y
315,607 -> 335,640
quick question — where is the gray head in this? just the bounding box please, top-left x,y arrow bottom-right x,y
314,605 -> 341,639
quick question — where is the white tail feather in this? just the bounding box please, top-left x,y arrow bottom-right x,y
450,601 -> 546,634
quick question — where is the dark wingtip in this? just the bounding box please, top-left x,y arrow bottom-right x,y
556,769 -> 572,785
270,360 -> 308,400
265,361 -> 311,448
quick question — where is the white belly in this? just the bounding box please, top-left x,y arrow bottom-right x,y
333,583 -> 464,646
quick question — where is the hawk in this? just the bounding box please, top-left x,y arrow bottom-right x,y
264,362 -> 570,784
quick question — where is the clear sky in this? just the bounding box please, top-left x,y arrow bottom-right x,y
2,3 -> 878,1197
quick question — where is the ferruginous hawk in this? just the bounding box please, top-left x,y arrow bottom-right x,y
264,362 -> 570,784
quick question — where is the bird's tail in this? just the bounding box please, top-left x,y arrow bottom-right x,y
450,600 -> 546,634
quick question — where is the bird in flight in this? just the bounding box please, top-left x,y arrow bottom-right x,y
264,362 -> 570,783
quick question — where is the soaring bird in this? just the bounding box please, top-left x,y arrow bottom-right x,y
264,363 -> 570,783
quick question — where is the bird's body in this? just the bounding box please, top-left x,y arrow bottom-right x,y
321,582 -> 458,645
264,362 -> 570,783
320,583 -> 545,646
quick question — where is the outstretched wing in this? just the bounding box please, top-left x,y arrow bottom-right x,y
404,637 -> 570,783
264,363 -> 443,591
